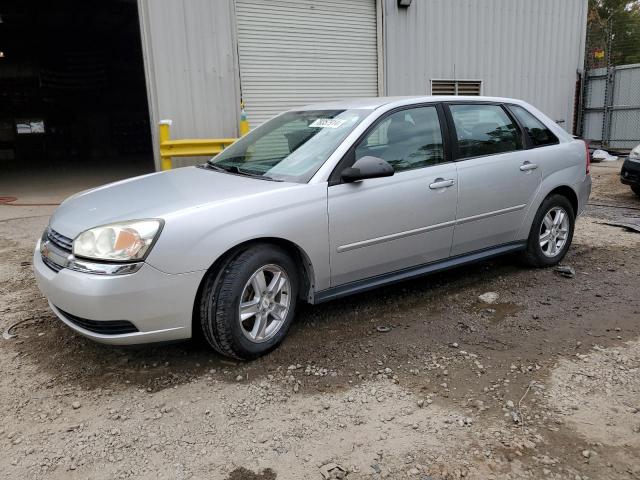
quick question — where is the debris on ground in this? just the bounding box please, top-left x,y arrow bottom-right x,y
604,217 -> 640,233
319,462 -> 347,479
376,325 -> 391,333
478,292 -> 499,304
591,149 -> 618,162
554,265 -> 576,278
2,330 -> 15,340
2,318 -> 38,340
510,410 -> 521,424
225,467 -> 277,480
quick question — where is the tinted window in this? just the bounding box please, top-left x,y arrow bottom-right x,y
509,104 -> 558,147
449,104 -> 523,158
355,106 -> 444,173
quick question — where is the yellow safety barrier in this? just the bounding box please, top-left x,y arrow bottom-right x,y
159,119 -> 237,171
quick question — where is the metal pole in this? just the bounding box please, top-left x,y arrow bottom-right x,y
601,20 -> 614,148
159,119 -> 173,171
577,24 -> 592,138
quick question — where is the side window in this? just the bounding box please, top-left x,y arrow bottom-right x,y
449,104 -> 523,159
509,104 -> 559,147
355,106 -> 444,173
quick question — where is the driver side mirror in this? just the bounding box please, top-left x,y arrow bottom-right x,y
341,156 -> 394,183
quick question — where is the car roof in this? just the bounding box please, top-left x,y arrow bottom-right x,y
295,95 -> 528,111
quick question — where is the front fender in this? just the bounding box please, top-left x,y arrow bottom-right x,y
145,183 -> 331,291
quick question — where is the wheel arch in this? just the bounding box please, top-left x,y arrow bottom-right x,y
191,237 -> 316,337
517,181 -> 581,241
547,185 -> 578,215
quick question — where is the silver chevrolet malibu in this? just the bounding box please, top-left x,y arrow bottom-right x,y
34,96 -> 591,359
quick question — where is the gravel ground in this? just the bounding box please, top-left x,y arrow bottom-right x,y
1,161 -> 639,480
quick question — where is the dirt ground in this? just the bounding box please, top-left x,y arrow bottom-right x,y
1,160 -> 639,480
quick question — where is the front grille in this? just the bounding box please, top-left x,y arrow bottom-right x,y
47,229 -> 73,252
57,308 -> 139,335
42,255 -> 64,273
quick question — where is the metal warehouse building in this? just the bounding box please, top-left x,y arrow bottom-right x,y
1,0 -> 588,173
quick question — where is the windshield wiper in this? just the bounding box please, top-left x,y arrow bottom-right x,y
206,156 -> 243,166
202,163 -> 282,182
233,166 -> 284,182
203,163 -> 228,173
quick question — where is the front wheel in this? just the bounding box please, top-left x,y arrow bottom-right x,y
522,194 -> 575,267
631,185 -> 640,197
200,245 -> 298,360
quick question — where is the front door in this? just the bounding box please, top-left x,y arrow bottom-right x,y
446,103 -> 542,256
328,105 -> 458,286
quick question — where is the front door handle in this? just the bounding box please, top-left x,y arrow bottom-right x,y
429,178 -> 455,189
520,162 -> 538,172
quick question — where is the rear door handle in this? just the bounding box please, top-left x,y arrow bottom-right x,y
429,178 -> 455,189
520,162 -> 538,172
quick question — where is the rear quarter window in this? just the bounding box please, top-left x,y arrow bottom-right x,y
508,104 -> 559,147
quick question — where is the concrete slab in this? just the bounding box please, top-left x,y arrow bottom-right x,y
0,163 -> 153,222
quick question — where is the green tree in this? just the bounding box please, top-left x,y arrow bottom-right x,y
589,0 -> 640,65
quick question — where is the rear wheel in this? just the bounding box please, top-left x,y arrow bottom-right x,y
200,245 -> 298,360
522,194 -> 575,267
631,185 -> 640,197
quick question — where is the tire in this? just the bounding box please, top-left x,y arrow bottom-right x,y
522,194 -> 575,267
200,244 -> 298,360
631,185 -> 640,197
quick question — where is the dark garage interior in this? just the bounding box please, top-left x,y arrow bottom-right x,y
0,0 -> 153,197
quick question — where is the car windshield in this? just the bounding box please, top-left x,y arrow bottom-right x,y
207,109 -> 369,183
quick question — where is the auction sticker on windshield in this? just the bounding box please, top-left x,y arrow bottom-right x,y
309,118 -> 346,128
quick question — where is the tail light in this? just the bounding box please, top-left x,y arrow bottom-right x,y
583,140 -> 590,175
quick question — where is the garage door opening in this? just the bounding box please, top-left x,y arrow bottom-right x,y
0,0 -> 153,190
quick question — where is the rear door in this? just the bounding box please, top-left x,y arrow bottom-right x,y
327,104 -> 458,286
445,103 -> 542,256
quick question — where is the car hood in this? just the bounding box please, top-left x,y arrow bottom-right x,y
50,166 -> 298,238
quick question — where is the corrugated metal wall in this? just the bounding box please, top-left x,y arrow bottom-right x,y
137,0 -> 588,170
383,0 -> 588,132
137,0 -> 240,169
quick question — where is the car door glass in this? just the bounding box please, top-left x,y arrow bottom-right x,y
355,106 -> 444,172
449,104 -> 523,158
508,104 -> 559,147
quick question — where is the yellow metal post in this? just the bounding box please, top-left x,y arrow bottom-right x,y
157,119 -> 237,169
239,102 -> 250,137
159,119 -> 173,171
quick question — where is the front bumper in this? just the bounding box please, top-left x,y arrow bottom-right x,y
33,240 -> 205,345
620,158 -> 640,186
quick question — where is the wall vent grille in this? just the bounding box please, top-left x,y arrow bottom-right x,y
431,80 -> 482,96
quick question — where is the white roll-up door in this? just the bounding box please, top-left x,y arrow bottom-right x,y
235,0 -> 379,127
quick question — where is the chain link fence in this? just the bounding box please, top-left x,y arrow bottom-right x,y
579,14 -> 640,150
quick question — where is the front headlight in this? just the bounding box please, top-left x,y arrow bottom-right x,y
73,219 -> 163,262
630,145 -> 640,160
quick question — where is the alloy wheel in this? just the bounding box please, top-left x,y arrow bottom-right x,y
238,264 -> 291,343
539,206 -> 570,257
